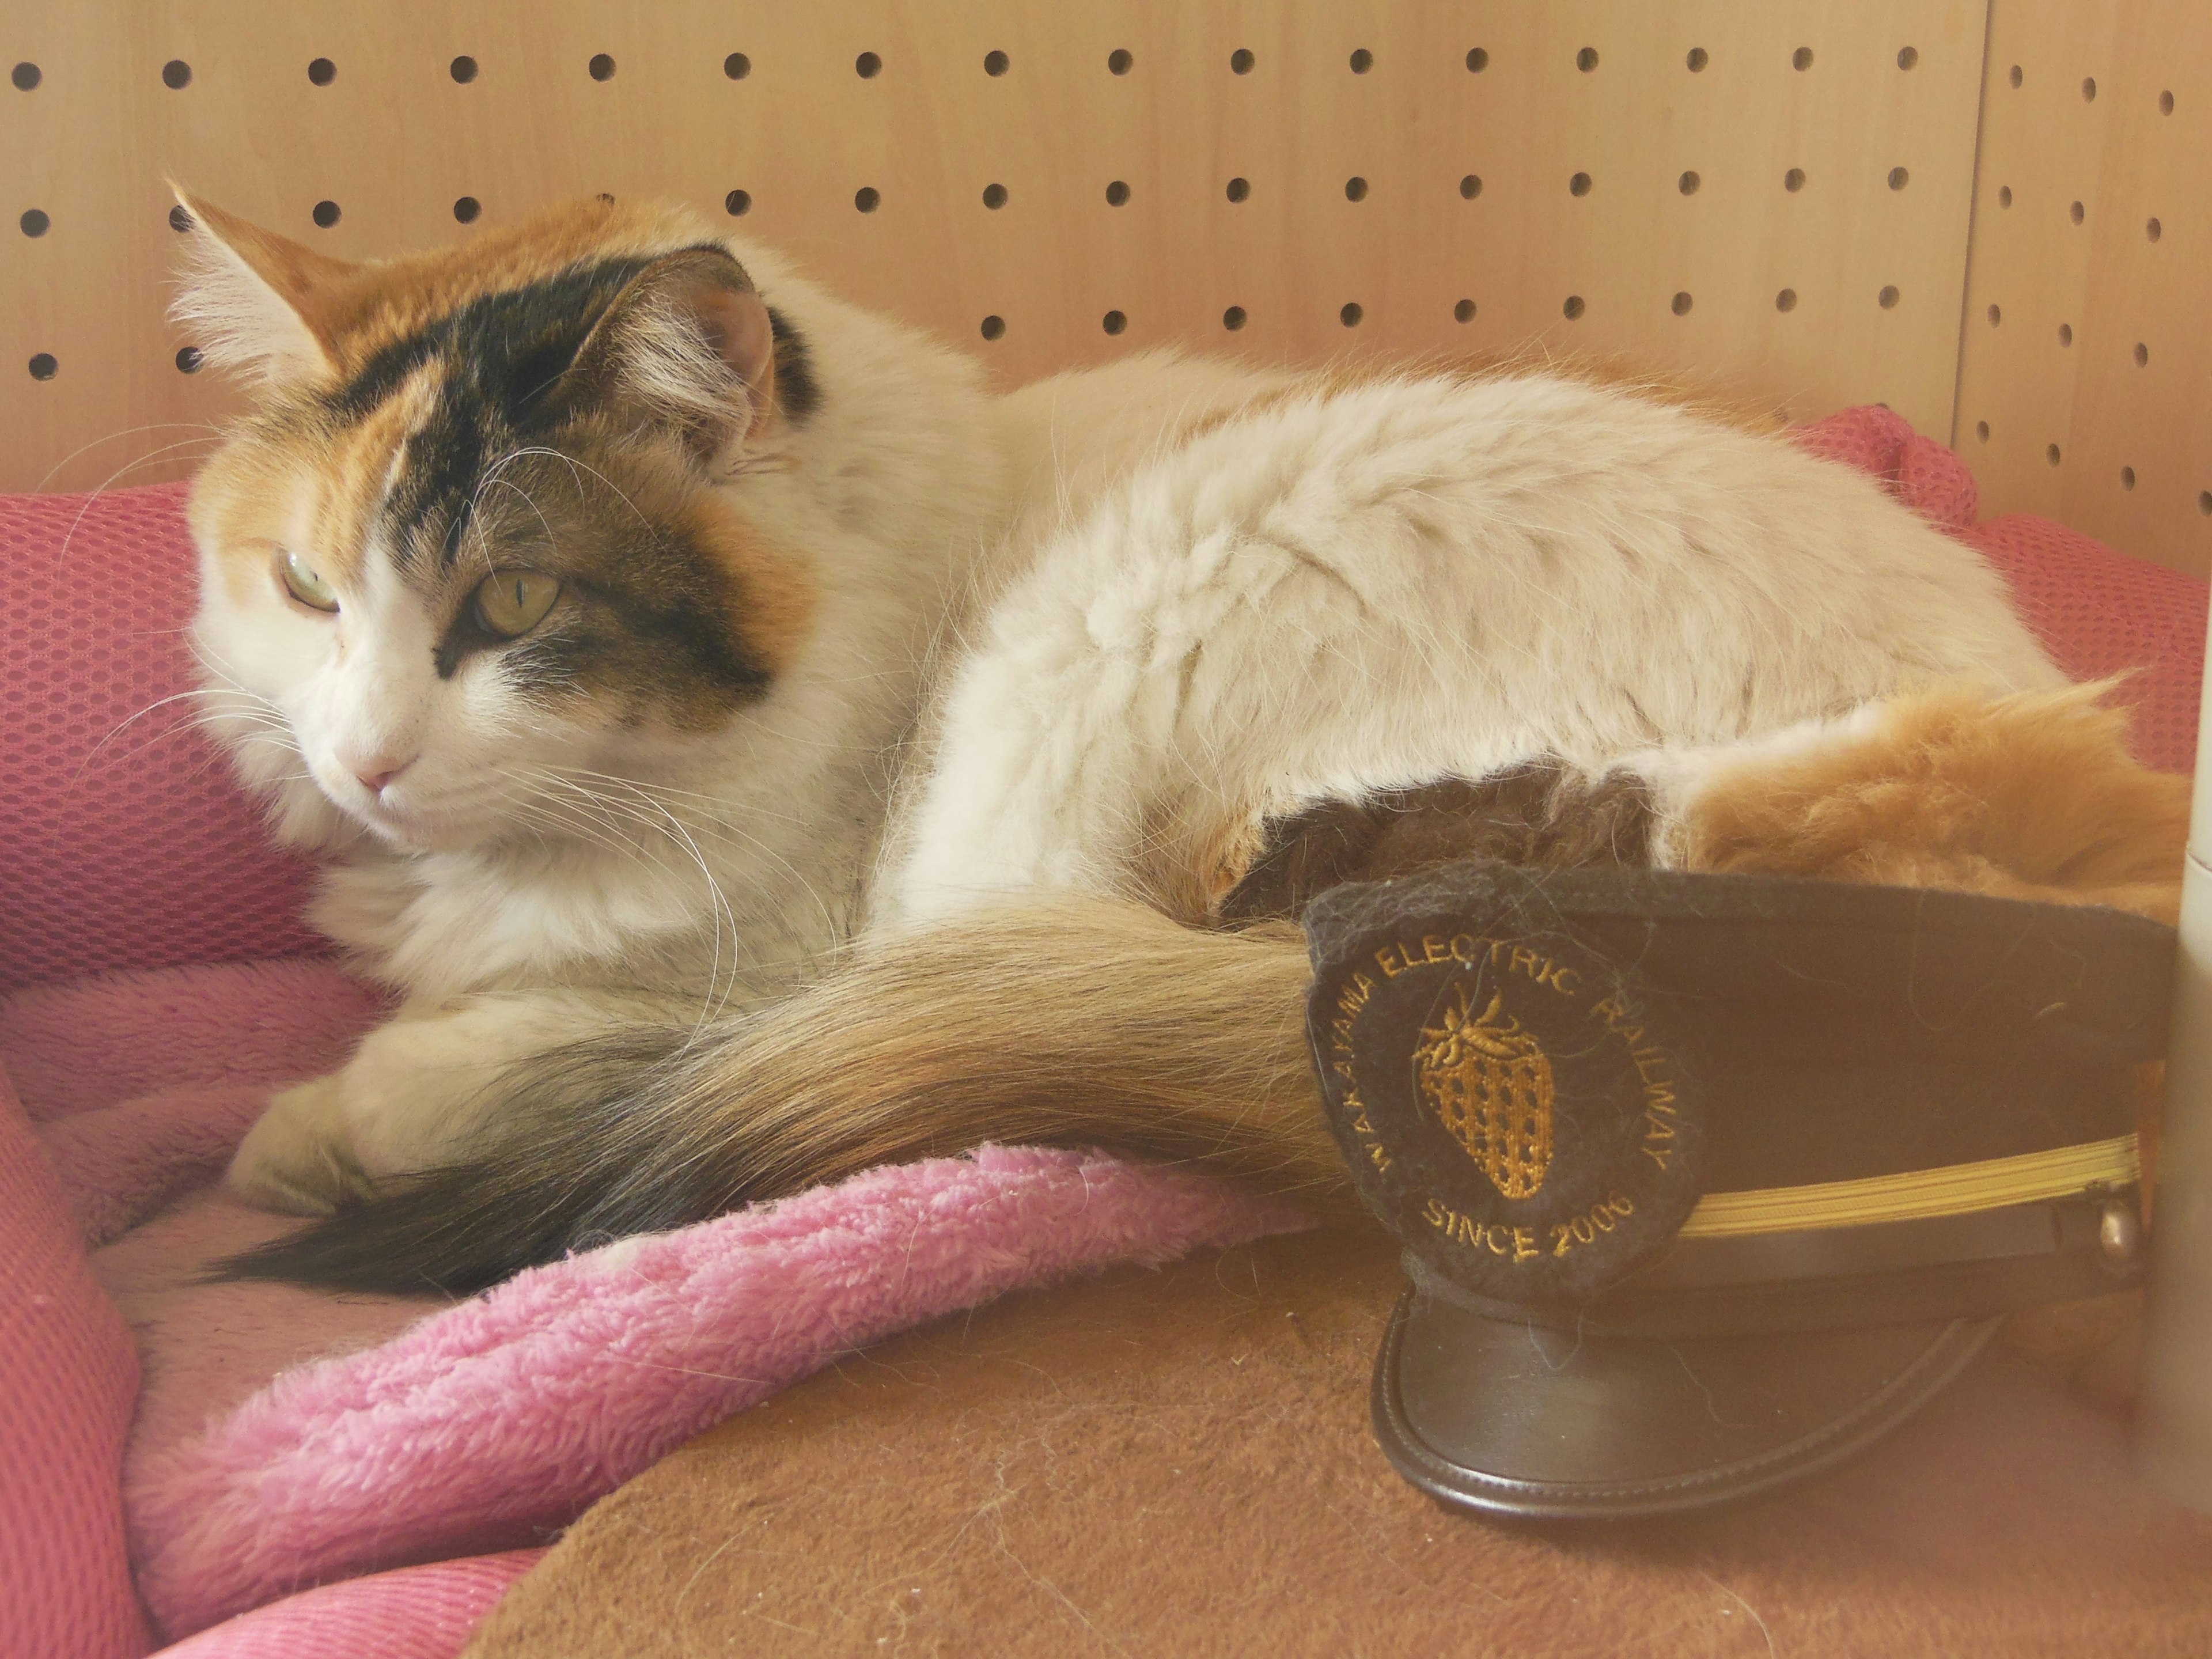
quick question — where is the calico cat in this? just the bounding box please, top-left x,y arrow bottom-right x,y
173,192 -> 2169,1287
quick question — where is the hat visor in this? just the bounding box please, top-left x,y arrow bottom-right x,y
1373,1281 -> 2002,1520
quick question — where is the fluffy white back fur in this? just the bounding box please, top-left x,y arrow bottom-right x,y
881,367 -> 2060,929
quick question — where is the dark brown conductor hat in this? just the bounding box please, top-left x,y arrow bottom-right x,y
1304,861 -> 2171,1520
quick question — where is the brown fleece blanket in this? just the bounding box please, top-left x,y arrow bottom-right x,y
466,1227 -> 2212,1658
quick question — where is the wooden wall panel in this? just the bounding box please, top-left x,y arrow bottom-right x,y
5,1 -> 1980,497
1956,0 -> 2212,574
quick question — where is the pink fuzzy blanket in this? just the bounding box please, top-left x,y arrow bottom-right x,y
10,956 -> 1295,1644
3,408 -> 2206,1657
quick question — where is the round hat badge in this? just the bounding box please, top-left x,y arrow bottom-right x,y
1309,915 -> 1705,1305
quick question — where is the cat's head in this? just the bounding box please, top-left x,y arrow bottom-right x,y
178,191 -> 821,855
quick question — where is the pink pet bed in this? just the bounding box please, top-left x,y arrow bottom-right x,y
2,408 -> 2205,1658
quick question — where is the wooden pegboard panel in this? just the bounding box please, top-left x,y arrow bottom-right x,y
1956,0 -> 2212,575
2,1 -> 1982,497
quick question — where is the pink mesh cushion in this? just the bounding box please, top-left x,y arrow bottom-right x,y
0,1062 -> 153,1659
0,483 -> 322,995
1966,516 -> 2206,774
1794,408 -> 2204,770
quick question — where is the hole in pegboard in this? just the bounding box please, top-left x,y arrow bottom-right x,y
2135,342 -> 2150,366
1577,47 -> 1599,73
1793,47 -> 1814,71
2122,466 -> 2137,490
1976,420 -> 1990,442
1679,171 -> 1700,195
1460,175 -> 1482,199
1467,48 -> 1488,73
1350,48 -> 1373,73
854,186 -> 881,213
20,209 -> 49,237
2058,323 -> 2073,346
28,353 -> 57,380
1455,299 -> 1476,323
2160,90 -> 2174,114
1108,48 -> 1133,75
1987,303 -> 2002,325
2199,491 -> 2211,516
1226,177 -> 1250,203
168,204 -> 191,232
1785,168 -> 1806,192
2009,64 -> 2023,88
175,346 -> 202,373
2081,77 -> 2097,101
1570,172 -> 1592,196
312,199 -> 341,228
162,59 -> 192,89
589,53 -> 616,81
984,50 -> 1009,77
1999,185 -> 2013,207
1105,180 -> 1130,206
1231,48 -> 1255,74
1223,306 -> 1247,331
2147,217 -> 2162,243
1340,301 -> 1363,327
855,51 -> 881,79
980,315 -> 1005,340
1898,46 -> 1919,70
1102,309 -> 1127,335
724,52 -> 750,79
450,56 -> 478,84
11,62 -> 40,91
982,183 -> 1007,210
725,188 -> 752,216
1878,285 -> 1900,309
454,196 -> 481,224
1344,176 -> 1368,202
2070,200 -> 2085,224
308,58 -> 336,86
1671,291 -> 1694,316
2046,443 -> 2063,466
1888,166 -> 1910,191
1563,295 -> 1586,320
1776,288 -> 1798,312
1687,47 -> 1709,72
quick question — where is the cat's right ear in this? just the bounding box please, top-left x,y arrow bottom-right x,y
169,186 -> 361,389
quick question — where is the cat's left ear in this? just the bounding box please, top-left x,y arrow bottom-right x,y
561,246 -> 778,464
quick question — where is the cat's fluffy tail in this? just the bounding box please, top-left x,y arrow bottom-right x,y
216,898 -> 1346,1294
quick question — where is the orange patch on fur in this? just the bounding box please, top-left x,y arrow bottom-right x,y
688,506 -> 817,681
1678,684 -> 2188,924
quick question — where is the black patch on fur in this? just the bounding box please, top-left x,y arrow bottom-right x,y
315,247 -> 805,713
1222,762 -> 1658,923
214,1029 -> 789,1296
767,305 -> 820,424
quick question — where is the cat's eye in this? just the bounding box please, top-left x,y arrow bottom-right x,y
473,569 -> 562,638
278,550 -> 339,612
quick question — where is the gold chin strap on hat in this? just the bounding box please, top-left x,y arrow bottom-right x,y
1675,1134 -> 2141,1239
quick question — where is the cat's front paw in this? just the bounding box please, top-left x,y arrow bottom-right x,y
227,1075 -> 369,1215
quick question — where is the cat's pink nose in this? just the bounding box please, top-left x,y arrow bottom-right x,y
353,757 -> 414,794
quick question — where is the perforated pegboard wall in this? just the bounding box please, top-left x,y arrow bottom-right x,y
1955,0 -> 2212,575
12,3 -> 2205,581
0,3 -> 1991,491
